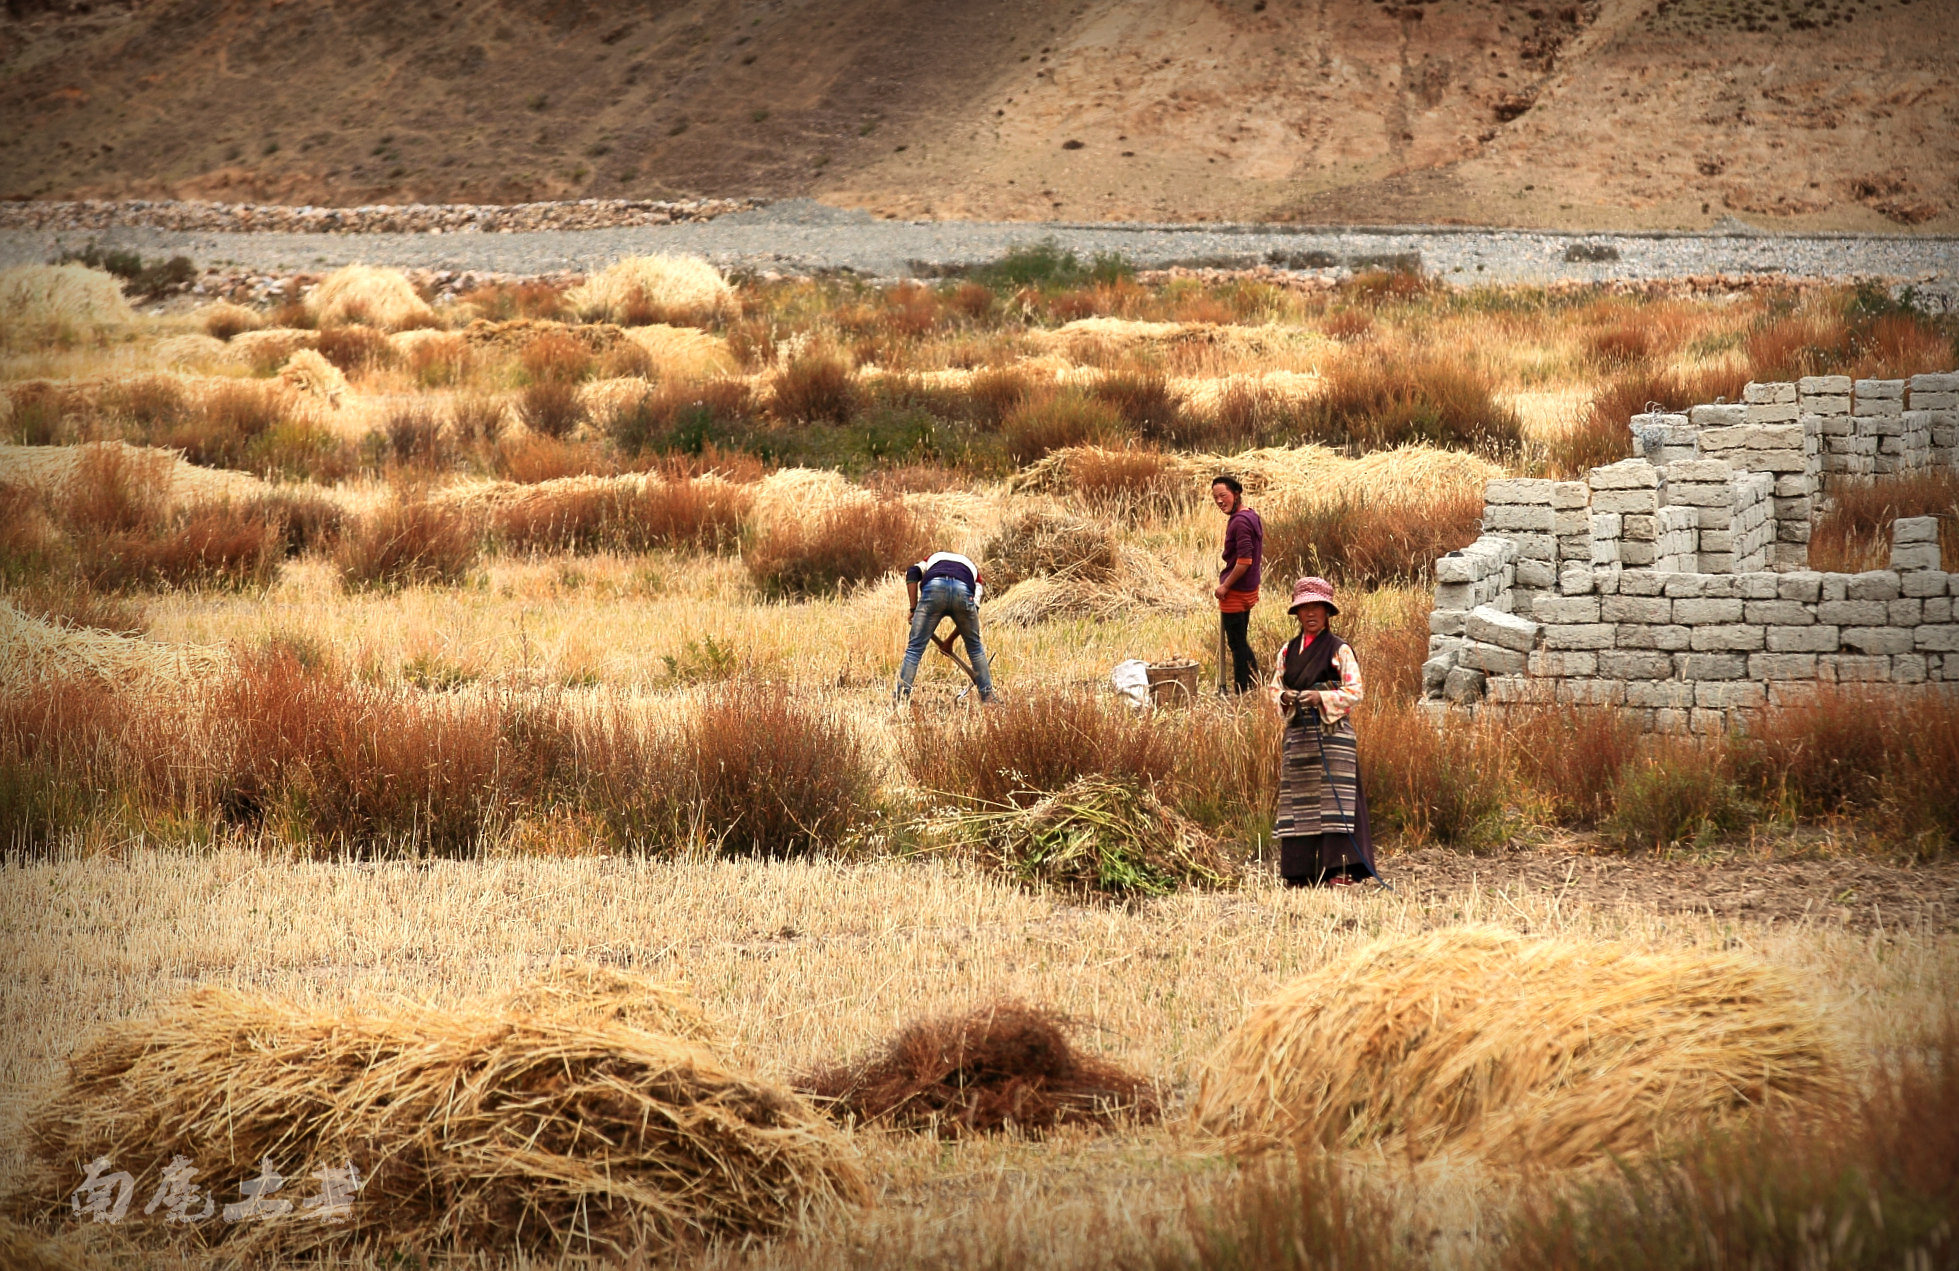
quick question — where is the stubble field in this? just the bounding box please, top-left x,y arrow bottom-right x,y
2,248 -> 1957,1268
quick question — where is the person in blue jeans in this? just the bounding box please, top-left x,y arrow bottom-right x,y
894,551 -> 996,704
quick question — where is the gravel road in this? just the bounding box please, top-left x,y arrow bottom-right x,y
6,200 -> 1956,295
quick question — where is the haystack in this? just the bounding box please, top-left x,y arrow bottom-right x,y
942,775 -> 1230,899
0,264 -> 135,334
5,967 -> 865,1259
1025,319 -> 1315,361
802,1000 -> 1158,1135
566,255 -> 735,325
982,507 -> 1201,625
278,348 -> 348,407
225,326 -> 319,367
0,600 -> 230,687
1194,926 -> 1839,1169
308,265 -> 434,331
197,300 -> 263,340
153,333 -> 229,367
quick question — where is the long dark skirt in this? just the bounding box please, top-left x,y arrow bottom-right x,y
1275,715 -> 1377,883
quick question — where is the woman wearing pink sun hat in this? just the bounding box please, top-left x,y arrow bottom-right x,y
1267,576 -> 1378,888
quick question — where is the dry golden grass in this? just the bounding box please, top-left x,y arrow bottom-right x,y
0,597 -> 230,686
1193,926 -> 1838,1169
0,265 -> 135,341
566,254 -> 736,326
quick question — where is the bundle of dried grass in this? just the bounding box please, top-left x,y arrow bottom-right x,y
197,300 -> 263,340
224,327 -> 319,369
802,999 -> 1158,1135
277,348 -> 349,407
566,255 -> 735,326
308,265 -> 435,331
1194,926 -> 1839,1169
6,968 -> 865,1260
1027,319 -> 1315,359
0,1218 -> 101,1271
0,265 -> 136,335
0,441 -> 272,507
983,507 -> 1200,624
152,333 -> 229,367
0,599 -> 229,687
625,322 -> 739,379
938,775 -> 1229,898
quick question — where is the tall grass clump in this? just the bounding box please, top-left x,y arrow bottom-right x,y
0,264 -> 135,345
1603,736 -> 1744,851
679,682 -> 877,856
1512,705 -> 1646,827
1808,470 -> 1959,572
1145,1152 -> 1400,1271
1002,390 -> 1124,464
308,264 -> 436,331
770,347 -> 858,424
1358,703 -> 1513,849
745,499 -> 932,598
1306,351 -> 1522,453
336,499 -> 480,590
1263,489 -> 1482,588
902,692 -> 1181,809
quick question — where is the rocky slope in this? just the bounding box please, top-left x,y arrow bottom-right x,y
2,0 -> 1953,230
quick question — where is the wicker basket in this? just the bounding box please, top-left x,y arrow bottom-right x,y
1145,659 -> 1201,709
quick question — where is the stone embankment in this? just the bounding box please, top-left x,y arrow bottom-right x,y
0,198 -> 760,235
1423,372 -> 1959,731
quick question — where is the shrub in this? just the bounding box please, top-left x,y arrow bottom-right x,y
81,503 -> 284,592
746,499 -> 932,599
603,378 -> 755,455
308,264 -> 435,331
517,380 -> 586,440
681,681 -> 876,856
965,366 -> 1040,429
1808,470 -> 1958,573
313,324 -> 397,376
246,488 -> 346,556
98,375 -> 192,432
770,348 -> 857,424
1002,390 -> 1124,464
519,331 -> 596,384
965,241 -> 1130,291
1602,737 -> 1743,850
1062,446 -> 1189,518
405,333 -> 472,387
1358,703 -> 1513,849
1306,352 -> 1523,453
336,499 -> 480,590
1512,706 -> 1645,827
166,380 -> 292,470
1263,490 -> 1483,588
1091,371 -> 1185,442
901,692 -> 1180,809
450,393 -> 508,449
490,488 -> 617,555
0,676 -> 127,854
61,444 -> 169,534
200,301 -> 263,341
384,402 -> 456,469
248,419 -> 358,484
619,478 -> 750,551
562,254 -> 735,326
460,280 -> 569,322
496,434 -> 613,483
1201,380 -> 1288,450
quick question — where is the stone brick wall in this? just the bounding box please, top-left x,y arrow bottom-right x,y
1419,367 -> 1958,730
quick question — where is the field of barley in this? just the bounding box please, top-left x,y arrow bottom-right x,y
2,248 -> 1956,1268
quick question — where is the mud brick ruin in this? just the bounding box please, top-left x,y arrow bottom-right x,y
1422,372 -> 1959,731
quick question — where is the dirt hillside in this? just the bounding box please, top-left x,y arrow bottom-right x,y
2,0 -> 1954,231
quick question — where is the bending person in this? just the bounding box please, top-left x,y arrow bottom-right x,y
894,550 -> 995,705
1267,576 -> 1378,887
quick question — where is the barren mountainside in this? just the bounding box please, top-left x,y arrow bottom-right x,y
2,0 -> 1954,230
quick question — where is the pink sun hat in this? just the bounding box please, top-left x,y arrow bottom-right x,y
1287,576 -> 1339,615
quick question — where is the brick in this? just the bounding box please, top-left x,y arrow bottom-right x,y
1551,509 -> 1591,536
1820,654 -> 1891,682
1617,623 -> 1692,650
1461,641 -> 1528,675
1621,514 -> 1659,541
1854,399 -> 1904,419
1846,570 -> 1902,601
1892,544 -> 1942,572
1927,597 -> 1954,623
1599,650 -> 1674,679
1465,605 -> 1540,652
1430,609 -> 1467,636
1690,624 -> 1766,651
1589,512 -> 1623,540
1661,574 -> 1708,598
1744,380 -> 1798,404
1697,681 -> 1766,708
1838,627 -> 1911,655
1853,378 -> 1905,399
1587,459 -> 1660,489
1532,596 -> 1601,624
1894,655 -> 1928,684
1486,675 -> 1553,705
1550,480 -> 1591,509
1672,597 -> 1744,623
1817,599 -> 1890,625
1602,595 -> 1672,623
1557,678 -> 1627,706
1766,624 -> 1840,652
1627,680 -> 1697,708
1617,571 -> 1667,596
1509,533 -> 1558,561
1690,404 -> 1748,427
1739,573 -> 1780,599
1590,489 -> 1660,515
1690,708 -> 1733,734
1889,599 -> 1923,626
1529,650 -> 1598,676
1916,625 -> 1959,652
1484,505 -> 1556,533
1799,375 -> 1853,395
1744,600 -> 1814,625
1484,477 -> 1555,505
1558,566 -> 1597,595
1749,653 -> 1818,679
1543,623 -> 1616,650
1515,558 -> 1557,589
1676,653 -> 1748,679
1666,483 -> 1734,508
1443,666 -> 1488,703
